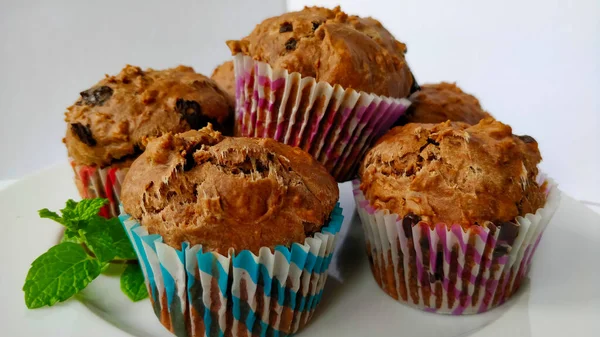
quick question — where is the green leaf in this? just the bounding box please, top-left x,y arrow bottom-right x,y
38,209 -> 64,225
82,216 -> 136,262
120,264 -> 148,302
83,217 -> 117,263
59,230 -> 81,244
107,219 -> 137,260
23,242 -> 102,309
60,199 -> 107,230
39,199 -> 107,231
73,199 -> 108,221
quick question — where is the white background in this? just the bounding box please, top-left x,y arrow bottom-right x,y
1,0 -> 599,204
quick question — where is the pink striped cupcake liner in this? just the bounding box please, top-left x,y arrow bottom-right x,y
70,160 -> 128,218
232,53 -> 411,182
352,176 -> 560,314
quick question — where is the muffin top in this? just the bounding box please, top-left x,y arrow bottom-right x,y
399,82 -> 492,125
121,125 -> 339,254
211,61 -> 235,98
64,65 -> 235,167
227,6 -> 414,98
359,118 -> 546,227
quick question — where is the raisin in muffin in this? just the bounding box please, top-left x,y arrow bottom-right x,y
118,125 -> 343,336
398,82 -> 492,125
227,6 -> 414,98
210,60 -> 235,98
64,65 -> 234,217
354,118 -> 559,314
120,125 -> 339,254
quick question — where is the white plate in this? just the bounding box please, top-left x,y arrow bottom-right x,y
1,163 -> 599,337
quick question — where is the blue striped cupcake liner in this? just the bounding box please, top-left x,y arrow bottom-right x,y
119,204 -> 343,337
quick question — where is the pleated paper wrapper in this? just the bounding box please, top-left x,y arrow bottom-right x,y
232,53 -> 411,182
352,177 -> 560,314
119,204 -> 344,337
71,160 -> 128,218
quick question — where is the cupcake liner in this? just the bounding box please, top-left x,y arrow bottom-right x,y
119,204 -> 344,337
233,53 -> 411,182
71,160 -> 128,218
352,176 -> 560,314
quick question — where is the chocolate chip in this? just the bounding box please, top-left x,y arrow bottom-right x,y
409,72 -> 421,94
70,123 -> 96,146
183,143 -> 203,171
279,22 -> 293,33
496,221 -> 520,246
493,243 -> 511,258
518,135 -> 537,144
419,238 -> 429,251
175,98 -> 222,131
312,21 -> 322,31
285,38 -> 297,51
435,250 -> 444,278
79,86 -> 113,106
402,212 -> 420,237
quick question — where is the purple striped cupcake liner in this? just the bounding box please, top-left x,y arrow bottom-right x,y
71,159 -> 128,218
232,53 -> 411,182
352,175 -> 560,314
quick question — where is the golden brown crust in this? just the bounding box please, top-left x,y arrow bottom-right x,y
64,65 -> 235,167
227,6 -> 413,98
121,125 -> 339,254
211,61 -> 235,98
359,118 -> 546,227
402,82 -> 492,125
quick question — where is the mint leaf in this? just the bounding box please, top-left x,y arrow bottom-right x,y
39,199 -> 107,231
107,219 -> 136,260
73,199 -> 107,221
83,217 -> 117,263
59,230 -> 81,244
23,242 -> 102,309
60,199 -> 107,230
120,264 -> 148,301
39,209 -> 64,225
83,216 -> 136,262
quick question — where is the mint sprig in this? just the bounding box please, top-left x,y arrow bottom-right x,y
24,199 -> 148,309
121,264 -> 148,301
23,242 -> 102,308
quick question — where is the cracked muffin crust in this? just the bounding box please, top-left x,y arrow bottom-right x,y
64,65 -> 235,167
226,6 -> 414,98
120,125 -> 339,254
399,82 -> 492,125
359,118 -> 546,227
210,60 -> 235,98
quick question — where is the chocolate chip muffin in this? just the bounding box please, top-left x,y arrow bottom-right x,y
120,125 -> 339,254
119,125 -> 343,336
65,65 -> 234,217
354,118 -> 559,314
210,60 -> 235,98
398,82 -> 492,125
225,6 -> 414,182
227,6 -> 413,98
361,118 -> 545,225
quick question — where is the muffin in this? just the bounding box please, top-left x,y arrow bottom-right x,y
397,82 -> 492,125
226,6 -> 415,181
211,60 -> 235,98
353,118 -> 559,314
119,125 -> 343,336
65,65 -> 234,217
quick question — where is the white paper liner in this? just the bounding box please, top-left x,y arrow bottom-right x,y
232,53 -> 411,182
71,160 -> 128,218
352,176 -> 560,314
120,204 -> 344,336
